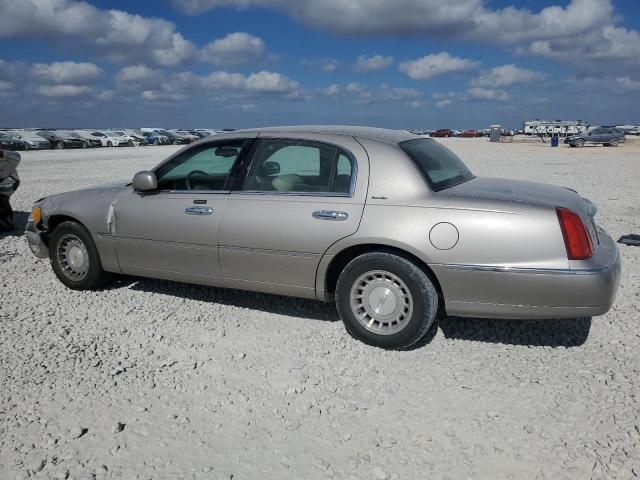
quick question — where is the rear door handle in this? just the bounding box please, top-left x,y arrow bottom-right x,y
185,206 -> 213,215
312,210 -> 348,221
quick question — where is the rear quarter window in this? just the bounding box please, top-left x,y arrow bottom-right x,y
399,138 -> 474,191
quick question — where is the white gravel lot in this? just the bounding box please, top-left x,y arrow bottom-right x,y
1,138 -> 639,480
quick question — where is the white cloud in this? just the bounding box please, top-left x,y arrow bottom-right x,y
246,71 -> 299,92
171,0 -> 615,46
436,99 -> 452,108
616,77 -> 640,91
36,84 -> 92,97
378,84 -> 420,100
399,52 -> 479,80
0,0 -> 196,66
31,61 -> 102,85
471,65 -> 544,88
467,87 -> 510,101
301,58 -> 339,72
201,32 -> 265,65
116,65 -> 162,83
354,55 -> 394,73
323,83 -> 341,96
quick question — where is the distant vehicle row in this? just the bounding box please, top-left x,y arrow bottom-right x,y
0,128 -> 226,150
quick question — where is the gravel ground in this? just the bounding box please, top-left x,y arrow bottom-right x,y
1,138 -> 639,480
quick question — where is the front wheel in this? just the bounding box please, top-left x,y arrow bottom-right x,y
335,252 -> 438,349
49,221 -> 111,290
609,138 -> 619,147
574,138 -> 585,147
56,141 -> 64,149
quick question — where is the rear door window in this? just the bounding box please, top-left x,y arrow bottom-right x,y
242,138 -> 355,195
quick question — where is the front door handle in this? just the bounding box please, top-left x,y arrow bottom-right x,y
312,210 -> 348,221
185,206 -> 213,216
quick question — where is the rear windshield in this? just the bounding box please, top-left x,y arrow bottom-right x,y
399,138 -> 474,191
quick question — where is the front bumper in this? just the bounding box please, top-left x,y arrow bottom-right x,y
25,220 -> 49,258
432,227 -> 621,319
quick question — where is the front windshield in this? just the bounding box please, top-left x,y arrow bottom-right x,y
399,138 -> 474,191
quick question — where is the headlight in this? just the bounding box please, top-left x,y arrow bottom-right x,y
30,206 -> 42,224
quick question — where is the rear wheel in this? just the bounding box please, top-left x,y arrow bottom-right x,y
335,252 -> 438,349
49,221 -> 111,290
609,138 -> 619,147
107,141 -> 113,147
56,141 -> 64,149
574,138 -> 585,147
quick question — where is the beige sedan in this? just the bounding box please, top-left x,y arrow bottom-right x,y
26,126 -> 620,349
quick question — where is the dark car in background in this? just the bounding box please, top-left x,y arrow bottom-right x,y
155,129 -> 189,145
38,131 -> 88,149
0,133 -> 27,151
431,129 -> 454,137
565,127 -> 625,147
9,131 -> 51,149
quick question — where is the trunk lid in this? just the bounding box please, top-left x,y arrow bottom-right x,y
439,177 -> 599,247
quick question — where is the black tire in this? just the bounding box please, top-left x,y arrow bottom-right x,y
49,221 -> 111,290
56,141 -> 64,150
107,141 -> 113,148
335,252 -> 438,349
575,139 -> 585,147
609,138 -> 619,147
153,138 -> 159,145
127,140 -> 134,147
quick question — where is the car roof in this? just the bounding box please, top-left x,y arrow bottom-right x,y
230,125 -> 418,145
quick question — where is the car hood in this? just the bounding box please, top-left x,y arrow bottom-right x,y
439,177 -> 589,215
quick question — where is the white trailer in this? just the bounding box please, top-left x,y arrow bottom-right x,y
523,120 -> 590,137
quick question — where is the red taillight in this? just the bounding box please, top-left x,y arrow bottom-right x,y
556,208 -> 593,260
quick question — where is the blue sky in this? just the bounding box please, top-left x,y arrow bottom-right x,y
1,0 -> 639,129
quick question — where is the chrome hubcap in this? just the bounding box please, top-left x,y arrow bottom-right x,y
350,270 -> 413,335
56,234 -> 89,281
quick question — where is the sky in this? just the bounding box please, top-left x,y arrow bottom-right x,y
1,0 -> 639,129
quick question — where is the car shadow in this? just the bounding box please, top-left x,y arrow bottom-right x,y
437,316 -> 592,347
111,276 -> 341,323
109,278 -> 592,346
0,211 -> 29,239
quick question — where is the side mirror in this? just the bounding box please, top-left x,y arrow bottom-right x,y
132,171 -> 157,191
262,161 -> 280,176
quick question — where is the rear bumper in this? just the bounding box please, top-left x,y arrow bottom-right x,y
433,227 -> 621,319
25,221 -> 49,258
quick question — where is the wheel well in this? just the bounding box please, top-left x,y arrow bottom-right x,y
45,215 -> 84,241
324,244 -> 444,303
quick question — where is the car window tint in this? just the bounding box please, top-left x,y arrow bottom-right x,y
155,140 -> 248,191
242,138 -> 354,195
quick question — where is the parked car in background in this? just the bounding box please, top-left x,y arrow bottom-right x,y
142,131 -> 169,145
122,129 -> 148,144
169,129 -> 199,143
26,126 -> 620,350
37,131 -> 88,149
565,127 -> 625,147
105,130 -> 136,147
0,133 -> 27,150
4,130 -> 51,150
460,130 -> 480,138
86,131 -> 121,147
431,129 -> 454,138
70,131 -> 102,148
154,129 -> 189,145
